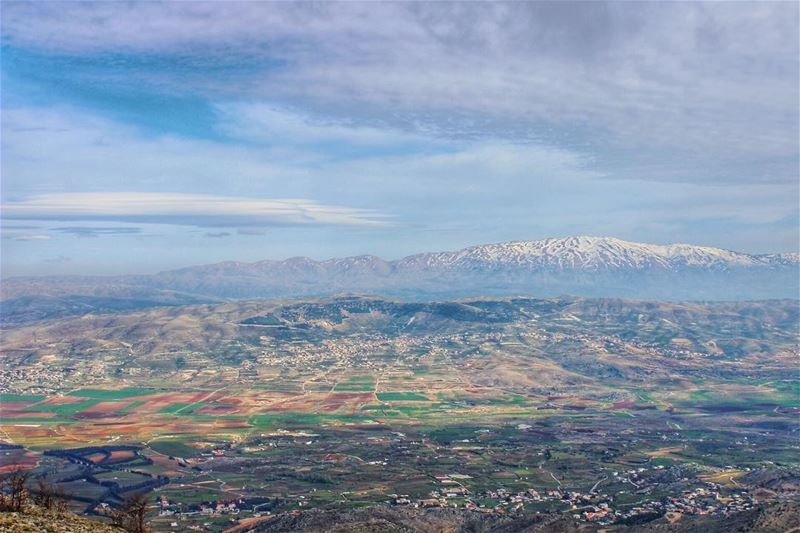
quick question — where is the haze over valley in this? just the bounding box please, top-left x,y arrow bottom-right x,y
2,236 -> 798,327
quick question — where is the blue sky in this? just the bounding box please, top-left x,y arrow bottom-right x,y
1,1 -> 798,276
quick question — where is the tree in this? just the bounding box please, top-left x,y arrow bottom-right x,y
53,485 -> 69,515
1,469 -> 30,512
33,479 -> 54,511
112,492 -> 150,533
33,479 -> 68,514
9,470 -> 29,512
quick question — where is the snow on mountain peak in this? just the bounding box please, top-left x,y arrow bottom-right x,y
396,236 -> 788,272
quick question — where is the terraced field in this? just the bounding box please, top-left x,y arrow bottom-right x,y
0,297 -> 797,531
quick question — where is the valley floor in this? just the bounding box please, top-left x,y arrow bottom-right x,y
1,296 -> 797,532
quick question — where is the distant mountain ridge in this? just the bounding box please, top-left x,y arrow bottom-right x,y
145,236 -> 799,278
2,237 -> 798,317
395,236 -> 798,270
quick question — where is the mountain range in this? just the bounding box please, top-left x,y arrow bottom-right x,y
1,236 -> 798,323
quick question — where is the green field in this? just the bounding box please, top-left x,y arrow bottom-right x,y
0,393 -> 46,403
118,400 -> 147,414
148,439 -> 199,458
25,399 -> 103,416
248,412 -> 372,429
377,391 -> 430,402
68,387 -> 157,400
334,377 -> 375,392
159,402 -> 208,415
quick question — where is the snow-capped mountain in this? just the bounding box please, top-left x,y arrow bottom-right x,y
3,237 -> 798,304
395,236 -> 792,272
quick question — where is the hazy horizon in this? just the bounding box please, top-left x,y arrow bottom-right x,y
1,233 -> 798,280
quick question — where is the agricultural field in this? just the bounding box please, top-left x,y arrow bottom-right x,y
0,296 -> 798,532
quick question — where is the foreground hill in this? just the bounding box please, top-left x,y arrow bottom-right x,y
2,500 -> 797,533
251,501 -> 800,532
2,237 -> 798,324
0,508 -> 120,533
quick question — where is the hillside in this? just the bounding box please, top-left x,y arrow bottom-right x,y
250,501 -> 800,532
1,237 -> 798,326
1,295 -> 797,533
0,508 -> 120,533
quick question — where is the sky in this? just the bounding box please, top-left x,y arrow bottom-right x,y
1,1 -> 798,277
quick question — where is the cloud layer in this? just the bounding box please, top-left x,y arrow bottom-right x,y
1,192 -> 386,227
3,2 -> 797,183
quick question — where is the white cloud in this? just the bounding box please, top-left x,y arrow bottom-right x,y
12,234 -> 51,241
3,2 -> 796,182
1,192 -> 387,227
1,105 -> 600,209
2,105 -> 796,236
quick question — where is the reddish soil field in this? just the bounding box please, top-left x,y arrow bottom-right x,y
124,392 -> 211,414
0,401 -> 38,410
39,397 -> 86,406
251,391 -> 304,402
0,449 -> 38,474
80,401 -> 128,416
195,403 -> 241,416
266,393 -> 327,412
0,409 -> 57,419
319,403 -> 343,412
107,450 -> 137,462
85,452 -> 107,464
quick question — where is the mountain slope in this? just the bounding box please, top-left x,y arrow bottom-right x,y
395,236 -> 791,271
1,237 -> 797,318
0,508 -> 120,533
132,236 -> 800,300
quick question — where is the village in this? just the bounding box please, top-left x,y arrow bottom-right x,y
144,467 -> 759,532
384,470 -> 758,527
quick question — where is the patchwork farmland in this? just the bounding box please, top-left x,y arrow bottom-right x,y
1,297 -> 798,531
